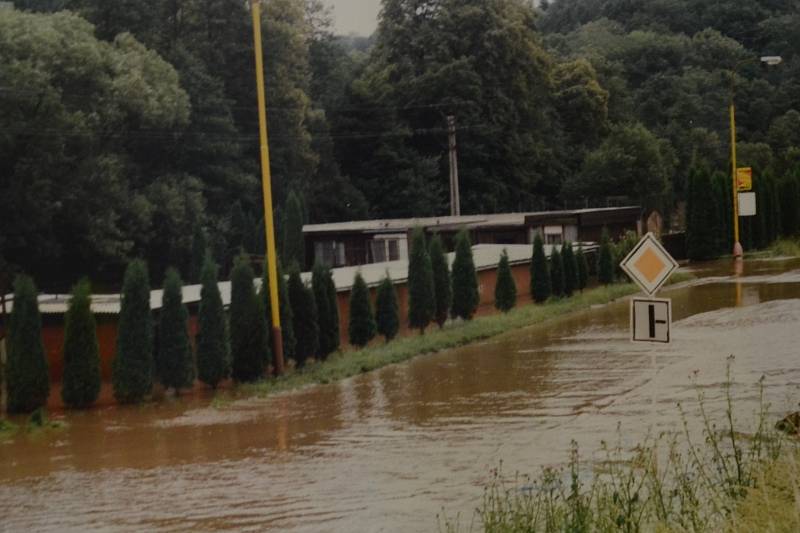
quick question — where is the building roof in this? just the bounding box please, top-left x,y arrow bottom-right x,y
0,243 -> 597,317
303,207 -> 641,235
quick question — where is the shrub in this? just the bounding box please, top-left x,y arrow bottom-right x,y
429,235 -> 451,328
451,229 -> 479,320
283,190 -> 305,268
6,275 -> 49,413
550,247 -> 565,297
614,231 -> 639,279
494,249 -> 516,312
156,268 -> 195,393
348,272 -> 376,347
288,268 -> 319,367
196,254 -> 230,389
407,227 -> 434,333
597,229 -> 615,285
375,275 -> 400,341
61,279 -> 101,409
562,242 -> 578,297
112,260 -> 154,404
686,165 -> 720,260
229,255 -> 267,382
312,262 -> 339,359
576,243 -> 589,292
530,233 -> 551,303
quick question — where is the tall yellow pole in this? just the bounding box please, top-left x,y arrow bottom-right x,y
730,101 -> 743,259
251,0 -> 284,375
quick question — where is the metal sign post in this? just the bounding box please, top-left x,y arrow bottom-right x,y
620,233 -> 679,344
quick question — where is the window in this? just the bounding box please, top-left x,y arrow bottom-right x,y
370,234 -> 407,263
314,241 -> 346,267
544,225 -> 563,245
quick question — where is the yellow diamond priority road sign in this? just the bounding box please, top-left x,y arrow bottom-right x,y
620,233 -> 678,296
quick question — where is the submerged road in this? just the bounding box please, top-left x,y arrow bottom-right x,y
1,257 -> 800,532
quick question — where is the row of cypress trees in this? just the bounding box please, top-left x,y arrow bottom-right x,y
686,165 -> 800,261
345,228 -> 480,348
1,249 -> 344,412
530,234 -> 592,304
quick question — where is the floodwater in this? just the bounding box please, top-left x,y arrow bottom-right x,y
2,257 -> 800,532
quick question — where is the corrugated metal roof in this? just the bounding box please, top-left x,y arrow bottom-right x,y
0,243 -> 597,317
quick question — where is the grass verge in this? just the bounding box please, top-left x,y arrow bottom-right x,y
227,272 -> 694,401
765,237 -> 800,258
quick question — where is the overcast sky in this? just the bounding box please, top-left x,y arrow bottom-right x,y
324,0 -> 381,36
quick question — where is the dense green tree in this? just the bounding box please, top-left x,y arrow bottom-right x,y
712,171 -> 733,255
686,166 -> 721,260
550,247 -> 565,298
348,272 -> 376,347
312,262 -> 339,359
283,190 -> 306,268
531,234 -> 551,303
494,250 -> 517,312
112,260 -> 153,404
0,9 -> 192,285
779,173 -> 800,237
156,268 -> 195,393
597,230 -> 615,285
407,228 -> 435,333
61,279 -> 101,409
6,275 -> 49,413
288,268 -> 319,367
562,242 -> 578,297
189,227 -> 207,284
196,254 -> 229,389
429,235 -> 451,328
564,123 -> 672,211
451,230 -> 480,320
229,255 -> 267,382
375,275 -> 400,342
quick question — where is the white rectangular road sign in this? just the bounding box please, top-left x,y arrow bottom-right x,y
631,297 -> 672,344
620,233 -> 678,296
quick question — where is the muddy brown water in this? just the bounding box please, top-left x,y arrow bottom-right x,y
2,258 -> 800,532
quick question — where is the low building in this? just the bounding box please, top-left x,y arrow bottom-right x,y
303,206 -> 646,271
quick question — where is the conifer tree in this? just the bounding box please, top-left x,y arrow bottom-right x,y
550,247 -> 565,297
156,268 -> 195,393
779,173 -> 800,237
6,275 -> 49,413
261,261 -> 296,364
407,227 -> 434,333
562,242 -> 578,297
530,233 -> 551,303
576,243 -> 589,292
229,255 -> 267,382
686,166 -> 719,260
375,275 -> 399,342
283,190 -> 306,268
712,172 -> 733,254
494,249 -> 516,312
429,234 -> 451,328
597,229 -> 615,285
189,226 -> 206,284
61,279 -> 101,409
196,254 -> 229,389
451,230 -> 480,320
348,272 -> 376,347
112,260 -> 153,404
312,262 -> 339,359
288,268 -> 319,367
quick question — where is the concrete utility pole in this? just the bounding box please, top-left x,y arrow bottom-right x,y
447,115 -> 461,217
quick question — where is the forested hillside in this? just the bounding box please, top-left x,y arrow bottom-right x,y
1,0 -> 798,288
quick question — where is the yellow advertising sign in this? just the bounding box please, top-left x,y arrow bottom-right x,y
737,167 -> 753,191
